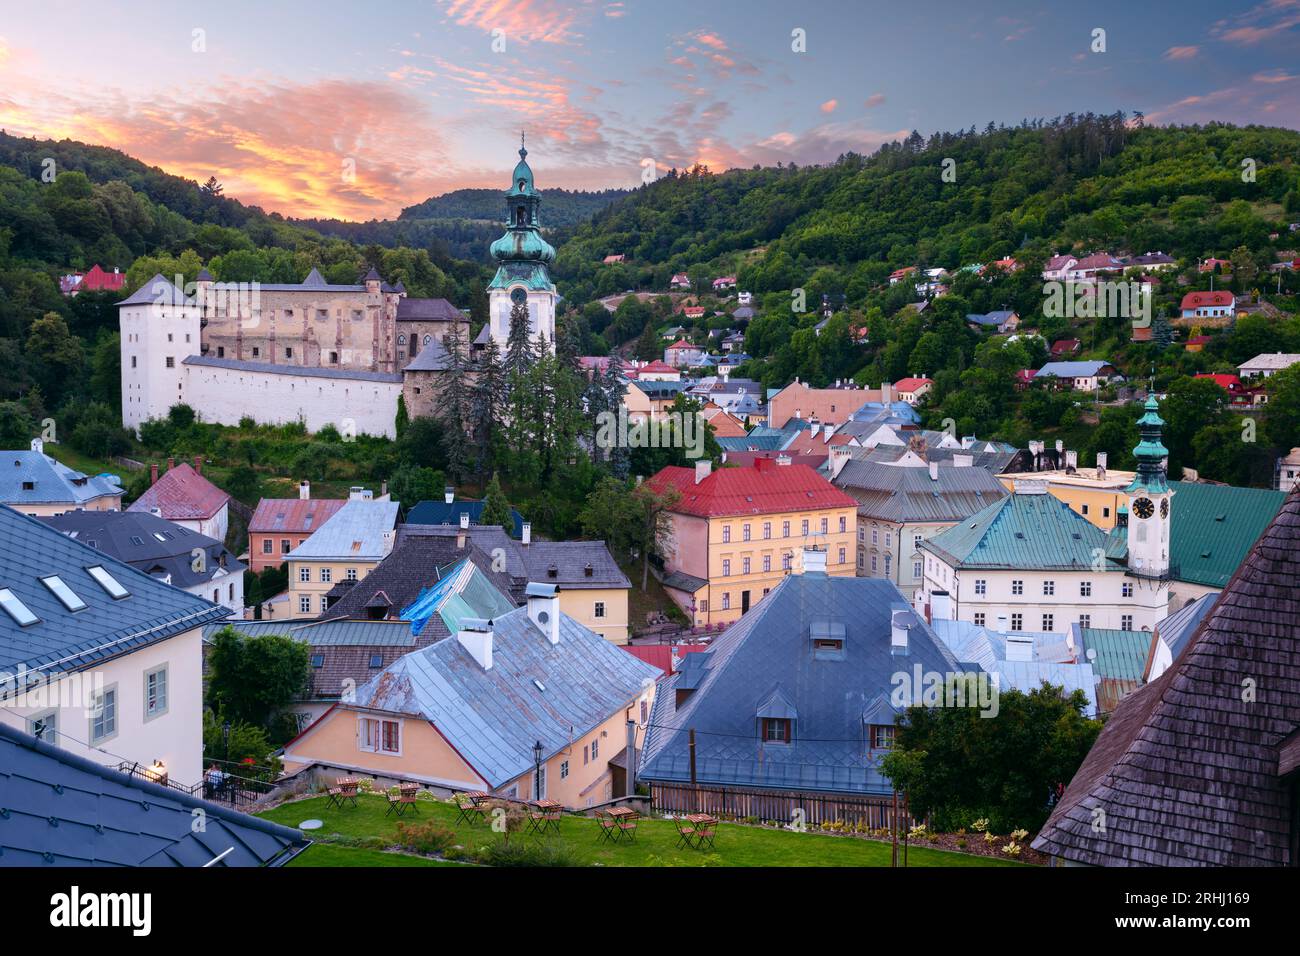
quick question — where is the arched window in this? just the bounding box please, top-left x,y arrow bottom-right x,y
423,335 -> 431,345
397,334 -> 406,345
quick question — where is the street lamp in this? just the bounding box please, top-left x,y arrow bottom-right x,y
533,740 -> 544,800
222,720 -> 231,763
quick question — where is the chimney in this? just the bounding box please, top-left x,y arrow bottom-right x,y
890,609 -> 914,653
381,480 -> 388,498
444,486 -> 455,505
800,546 -> 827,575
526,582 -> 561,644
459,512 -> 470,530
29,437 -> 43,455
193,455 -> 203,474
996,613 -> 1009,633
823,423 -> 834,442
928,460 -> 939,481
522,521 -> 532,546
1065,450 -> 1078,472
457,618 -> 494,670
1055,440 -> 1064,456
1096,452 -> 1108,480
167,456 -> 175,471
695,460 -> 712,484
150,463 -> 159,485
299,480 -> 310,500
929,590 -> 952,623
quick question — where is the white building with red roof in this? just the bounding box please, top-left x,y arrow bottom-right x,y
665,339 -> 705,368
128,457 -> 231,542
1180,290 -> 1235,319
892,377 -> 934,405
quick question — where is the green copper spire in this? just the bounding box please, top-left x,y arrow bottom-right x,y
1127,394 -> 1169,493
488,137 -> 556,292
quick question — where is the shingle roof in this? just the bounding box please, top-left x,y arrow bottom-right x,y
647,459 -> 857,519
352,606 -> 661,787
395,298 -> 465,321
920,490 -> 1121,571
640,573 -> 962,795
0,507 -> 228,680
1033,489 -> 1300,866
41,510 -> 244,591
1167,480 -> 1284,588
0,722 -> 306,866
249,496 -> 347,535
0,449 -> 123,507
127,462 -> 230,521
835,459 -> 1008,523
285,499 -> 398,561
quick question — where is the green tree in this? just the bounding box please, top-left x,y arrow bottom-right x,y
25,311 -> 84,407
481,471 -> 514,530
205,627 -> 311,740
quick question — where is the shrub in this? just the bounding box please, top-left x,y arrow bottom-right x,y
477,838 -> 577,868
394,821 -> 456,856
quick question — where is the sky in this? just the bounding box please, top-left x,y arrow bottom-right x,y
0,0 -> 1297,220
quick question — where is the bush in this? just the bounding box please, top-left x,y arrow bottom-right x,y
476,838 -> 577,867
394,821 -> 456,856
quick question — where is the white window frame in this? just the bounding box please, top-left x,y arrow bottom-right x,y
143,665 -> 168,722
90,685 -> 118,745
359,716 -> 402,755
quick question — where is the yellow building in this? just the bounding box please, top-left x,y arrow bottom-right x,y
648,458 -> 859,627
285,496 -> 398,617
998,456 -> 1134,530
281,590 -> 660,810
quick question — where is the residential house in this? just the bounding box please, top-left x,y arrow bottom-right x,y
664,338 -> 705,368
1050,338 -> 1081,357
247,483 -> 346,573
285,496 -> 399,618
630,359 -> 682,382
60,263 -> 127,297
660,325 -> 687,341
837,458 -> 1008,592
1042,255 -> 1079,282
1069,252 -> 1125,280
41,510 -> 244,617
0,722 -> 307,866
966,310 -> 1019,334
405,489 -> 526,539
985,257 -> 1021,274
1126,251 -> 1177,270
1034,360 -> 1123,390
1185,334 -> 1212,353
1014,368 -> 1038,390
737,291 -> 753,306
128,457 -> 230,542
1239,352 -> 1300,379
647,458 -> 858,626
280,586 -> 660,808
701,405 -> 748,438
888,267 -> 916,286
712,276 -> 737,291
767,380 -> 895,429
1,439 -> 124,516
640,561 -> 962,823
1033,489 -> 1300,866
1277,447 -> 1300,493
1180,290 -> 1235,320
682,306 -> 706,321
892,377 -> 933,405
670,273 -> 691,289
0,506 -> 229,787
1198,257 -> 1231,273
602,254 -> 625,264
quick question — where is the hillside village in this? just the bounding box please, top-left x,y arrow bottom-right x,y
2,125 -> 1299,873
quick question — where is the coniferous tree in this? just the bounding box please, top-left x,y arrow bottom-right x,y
504,301 -> 533,380
469,335 -> 504,482
481,471 -> 514,531
437,327 -> 472,484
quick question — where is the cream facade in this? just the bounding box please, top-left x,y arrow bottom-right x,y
561,587 -> 630,645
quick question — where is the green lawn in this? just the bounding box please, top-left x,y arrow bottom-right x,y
260,794 -> 1023,867
287,843 -> 464,867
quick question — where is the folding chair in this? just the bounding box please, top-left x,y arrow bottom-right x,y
595,811 -> 619,844
617,813 -> 638,843
526,806 -> 547,835
694,820 -> 716,850
674,820 -> 697,849
325,787 -> 343,810
454,795 -> 479,825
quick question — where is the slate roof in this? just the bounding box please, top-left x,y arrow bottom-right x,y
1036,360 -> 1118,379
117,274 -> 192,307
0,449 -> 123,507
249,496 -> 347,535
183,355 -> 403,384
835,459 -> 1008,523
1167,480 -> 1284,589
285,499 -> 398,561
127,462 -> 230,521
402,339 -> 451,372
647,459 -> 857,519
0,507 -> 228,681
0,722 -> 307,867
920,490 -> 1121,571
1033,489 -> 1300,866
40,510 -> 244,592
351,605 -> 661,787
405,498 -> 526,538
966,310 -> 1017,327
1155,593 -> 1216,662
640,573 -> 962,795
395,298 -> 465,322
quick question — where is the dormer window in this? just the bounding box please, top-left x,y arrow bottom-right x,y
762,718 -> 791,743
810,619 -> 846,660
870,725 -> 895,750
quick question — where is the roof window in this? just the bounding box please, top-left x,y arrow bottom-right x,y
86,565 -> 129,599
40,575 -> 87,611
0,588 -> 39,626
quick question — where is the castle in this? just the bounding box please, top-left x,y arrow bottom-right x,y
119,142 -> 557,438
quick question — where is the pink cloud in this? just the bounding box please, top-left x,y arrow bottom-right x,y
437,0 -> 592,45
865,93 -> 886,108
1211,0 -> 1300,45
1163,45 -> 1200,60
820,99 -> 838,114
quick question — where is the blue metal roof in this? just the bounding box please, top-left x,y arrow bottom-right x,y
285,499 -> 398,561
0,507 -> 229,681
405,498 -> 526,538
356,606 -> 661,788
0,449 -> 123,507
0,722 -> 307,866
640,573 -> 963,796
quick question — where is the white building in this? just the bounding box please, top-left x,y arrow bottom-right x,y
1239,352 -> 1300,380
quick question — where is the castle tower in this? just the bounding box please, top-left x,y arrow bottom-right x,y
487,135 -> 557,349
117,274 -> 202,432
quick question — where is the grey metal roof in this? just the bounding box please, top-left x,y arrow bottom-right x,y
1036,360 -> 1117,378
0,450 -> 123,507
203,618 -> 417,647
354,606 -> 661,787
640,573 -> 963,796
662,570 -> 707,593
117,274 -> 192,307
396,298 -> 465,322
402,339 -> 452,372
1156,594 -> 1216,661
835,459 -> 1008,523
42,510 -> 244,591
0,722 -> 306,867
184,355 -> 402,383
286,499 -> 398,561
0,507 -> 229,681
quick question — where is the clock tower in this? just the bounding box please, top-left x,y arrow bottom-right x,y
1126,395 -> 1174,583
486,135 -> 557,349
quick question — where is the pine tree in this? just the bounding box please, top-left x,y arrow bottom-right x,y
481,471 -> 514,531
505,301 -> 533,380
437,327 -> 472,484
602,357 -> 630,478
469,336 -> 504,482
394,393 -> 410,439
634,320 -> 660,361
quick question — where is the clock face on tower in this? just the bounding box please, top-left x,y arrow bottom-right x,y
510,287 -> 527,306
1133,497 -> 1155,520
1160,498 -> 1169,518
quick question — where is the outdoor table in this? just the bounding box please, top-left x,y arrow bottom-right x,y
607,806 -> 639,842
683,813 -> 717,850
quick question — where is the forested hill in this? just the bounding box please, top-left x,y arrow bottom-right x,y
553,115 -> 1300,301
399,186 -> 629,227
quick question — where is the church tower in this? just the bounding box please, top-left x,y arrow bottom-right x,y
1126,394 -> 1174,580
486,136 -> 557,350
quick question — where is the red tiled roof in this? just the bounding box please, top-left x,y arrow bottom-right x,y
634,360 -> 677,375
127,463 -> 230,520
666,339 -> 696,351
79,264 -> 126,292
892,377 -> 933,393
1194,373 -> 1244,392
621,643 -> 707,677
1051,338 -> 1082,354
647,459 -> 857,519
1180,290 -> 1235,309
249,497 -> 347,534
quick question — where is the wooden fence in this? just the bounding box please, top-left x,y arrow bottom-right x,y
650,782 -> 915,829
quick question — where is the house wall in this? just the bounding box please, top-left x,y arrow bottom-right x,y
288,558 -> 381,616
857,518 -> 954,596
5,496 -> 123,518
1,627 -> 206,786
248,533 -> 307,573
560,587 -> 629,645
187,567 -> 244,618
120,300 -> 202,430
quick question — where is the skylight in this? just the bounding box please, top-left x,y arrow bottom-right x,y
41,575 -> 87,611
0,588 -> 39,626
86,565 -> 129,599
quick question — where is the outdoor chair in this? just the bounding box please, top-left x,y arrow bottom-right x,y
325,787 -> 344,809
454,795 -> 479,825
526,805 -> 548,835
674,819 -> 697,848
693,821 -> 716,850
385,791 -> 419,817
617,813 -> 639,842
595,811 -> 619,844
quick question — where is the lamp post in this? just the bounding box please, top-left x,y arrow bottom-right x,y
533,740 -> 544,801
222,720 -> 231,764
